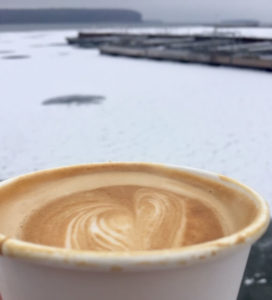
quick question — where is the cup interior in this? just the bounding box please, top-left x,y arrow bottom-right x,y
0,163 -> 269,270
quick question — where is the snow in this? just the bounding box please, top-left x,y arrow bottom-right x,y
244,278 -> 255,286
79,25 -> 272,39
0,29 -> 272,210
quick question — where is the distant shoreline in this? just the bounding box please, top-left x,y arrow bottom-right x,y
0,22 -> 207,33
0,22 -> 171,33
0,23 -> 131,33
0,9 -> 142,26
0,20 -> 170,32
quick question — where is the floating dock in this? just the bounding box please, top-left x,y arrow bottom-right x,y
67,32 -> 272,71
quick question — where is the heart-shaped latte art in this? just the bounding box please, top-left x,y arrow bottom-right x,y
63,188 -> 186,251
20,186 -> 224,251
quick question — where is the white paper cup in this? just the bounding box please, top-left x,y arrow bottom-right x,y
0,163 -> 270,300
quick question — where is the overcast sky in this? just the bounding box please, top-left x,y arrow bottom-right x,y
0,0 -> 271,23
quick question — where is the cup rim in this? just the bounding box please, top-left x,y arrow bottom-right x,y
0,162 -> 270,271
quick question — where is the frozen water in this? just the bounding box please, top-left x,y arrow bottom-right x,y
0,28 -> 271,210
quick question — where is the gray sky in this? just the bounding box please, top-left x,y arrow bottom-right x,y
0,0 -> 271,23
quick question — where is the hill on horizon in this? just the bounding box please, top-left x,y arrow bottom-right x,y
0,8 -> 143,24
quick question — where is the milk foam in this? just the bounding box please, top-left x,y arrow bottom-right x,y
20,186 -> 224,251
0,164 -> 256,252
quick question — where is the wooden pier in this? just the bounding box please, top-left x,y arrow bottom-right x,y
66,31 -> 272,71
99,45 -> 272,71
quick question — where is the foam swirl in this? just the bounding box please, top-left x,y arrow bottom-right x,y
65,196 -> 134,251
20,186 -> 224,251
134,189 -> 186,250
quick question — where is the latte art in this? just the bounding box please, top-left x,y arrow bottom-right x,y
21,186 -> 224,251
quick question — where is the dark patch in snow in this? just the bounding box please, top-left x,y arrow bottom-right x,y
42,95 -> 105,106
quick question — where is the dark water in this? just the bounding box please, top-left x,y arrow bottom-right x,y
238,222 -> 272,300
42,95 -> 105,106
2,55 -> 30,60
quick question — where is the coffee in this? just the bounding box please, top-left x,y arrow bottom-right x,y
0,163 -> 256,252
21,186 -> 224,251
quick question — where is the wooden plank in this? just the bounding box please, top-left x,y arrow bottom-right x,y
77,31 -> 272,42
100,45 -> 272,71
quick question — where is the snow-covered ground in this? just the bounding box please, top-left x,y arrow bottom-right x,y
79,25 -> 272,39
0,29 -> 271,210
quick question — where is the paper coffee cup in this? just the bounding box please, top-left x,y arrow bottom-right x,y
0,163 -> 269,300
